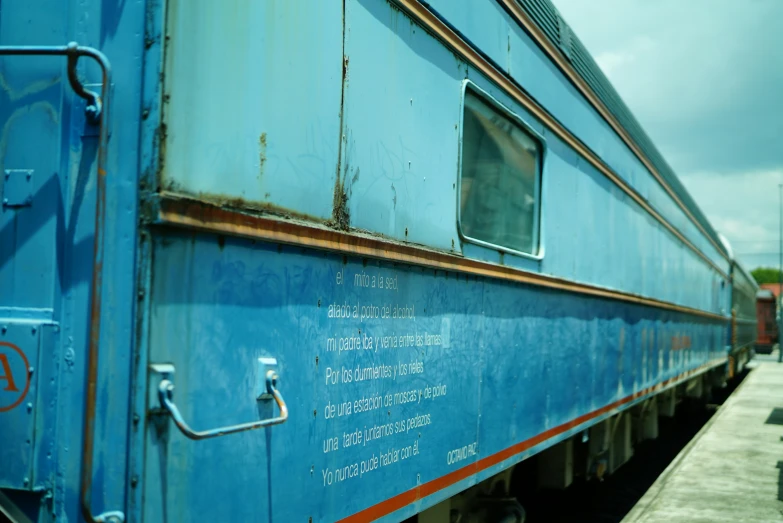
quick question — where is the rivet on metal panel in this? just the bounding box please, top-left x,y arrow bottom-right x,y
28,366 -> 33,374
26,403 -> 32,413
23,477 -> 29,486
31,326 -> 37,335
1,326 -> 6,334
130,476 -> 138,488
2,169 -> 34,207
132,414 -> 140,425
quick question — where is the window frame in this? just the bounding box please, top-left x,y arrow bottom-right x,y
456,80 -> 547,260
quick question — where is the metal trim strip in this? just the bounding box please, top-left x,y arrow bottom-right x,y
494,0 -> 730,264
336,356 -> 728,522
388,0 -> 730,279
155,194 -> 729,322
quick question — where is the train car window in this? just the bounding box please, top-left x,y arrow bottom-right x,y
459,89 -> 542,256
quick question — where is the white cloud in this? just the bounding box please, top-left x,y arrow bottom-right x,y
594,36 -> 655,76
553,0 -> 783,269
554,0 -> 783,175
681,168 -> 783,268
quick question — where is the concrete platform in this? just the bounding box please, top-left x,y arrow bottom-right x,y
623,360 -> 783,523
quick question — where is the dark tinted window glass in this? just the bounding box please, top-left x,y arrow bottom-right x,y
460,91 -> 541,255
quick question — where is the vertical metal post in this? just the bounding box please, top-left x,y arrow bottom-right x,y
778,184 -> 782,362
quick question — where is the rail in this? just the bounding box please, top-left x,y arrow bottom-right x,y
0,42 -> 114,523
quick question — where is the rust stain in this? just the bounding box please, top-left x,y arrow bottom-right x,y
330,170 -> 350,231
158,190 -> 322,225
330,29 -> 350,231
258,132 -> 267,177
156,121 -> 168,188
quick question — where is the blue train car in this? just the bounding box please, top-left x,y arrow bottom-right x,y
0,1 -> 753,522
728,258 -> 759,374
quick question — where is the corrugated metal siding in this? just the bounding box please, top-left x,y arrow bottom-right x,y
516,0 -> 727,257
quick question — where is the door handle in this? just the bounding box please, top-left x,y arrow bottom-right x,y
151,362 -> 288,440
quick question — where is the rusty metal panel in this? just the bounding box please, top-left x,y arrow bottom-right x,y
338,0 -> 465,251
160,0 -> 344,220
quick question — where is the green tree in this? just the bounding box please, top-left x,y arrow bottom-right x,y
751,267 -> 783,285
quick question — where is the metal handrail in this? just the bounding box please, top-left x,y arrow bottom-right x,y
0,42 -> 114,523
157,371 -> 289,440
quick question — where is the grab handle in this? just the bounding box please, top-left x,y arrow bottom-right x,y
152,362 -> 288,440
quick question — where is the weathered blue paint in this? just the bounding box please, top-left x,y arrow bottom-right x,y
160,0 -> 344,220
141,231 -> 726,522
0,0 -> 756,521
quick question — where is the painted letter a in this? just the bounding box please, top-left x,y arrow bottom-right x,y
0,354 -> 19,392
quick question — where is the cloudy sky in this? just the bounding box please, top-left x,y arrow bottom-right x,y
552,0 -> 783,270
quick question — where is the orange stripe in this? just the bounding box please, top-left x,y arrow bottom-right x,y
337,357 -> 726,522
156,195 -> 729,323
